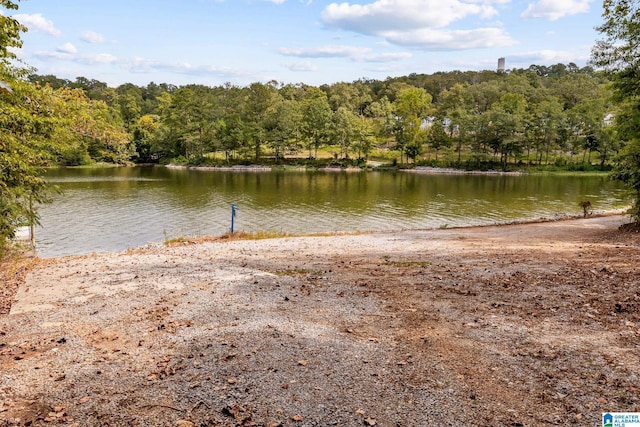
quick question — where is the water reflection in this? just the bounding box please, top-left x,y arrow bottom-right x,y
36,167 -> 630,257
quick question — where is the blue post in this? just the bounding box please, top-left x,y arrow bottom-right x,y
231,203 -> 237,234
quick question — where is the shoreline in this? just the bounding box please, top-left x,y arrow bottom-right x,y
164,163 -> 530,175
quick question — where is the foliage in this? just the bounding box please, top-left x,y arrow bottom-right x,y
0,0 -> 25,62
0,69 -> 57,253
24,64 -> 617,173
592,0 -> 640,221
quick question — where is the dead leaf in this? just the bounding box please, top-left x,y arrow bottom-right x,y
365,417 -> 377,426
356,409 -> 366,416
227,378 -> 238,384
291,414 -> 303,422
221,405 -> 244,418
298,360 -> 307,366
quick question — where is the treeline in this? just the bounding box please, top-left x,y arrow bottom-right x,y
28,62 -> 616,171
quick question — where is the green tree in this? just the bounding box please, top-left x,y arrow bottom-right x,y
526,97 -> 564,164
132,114 -> 162,162
245,82 -> 278,161
352,117 -> 375,162
592,0 -> 640,219
0,1 -> 63,252
0,77 -> 56,251
332,107 -> 359,159
301,88 -> 333,159
426,119 -> 451,161
486,93 -> 527,170
163,85 -> 216,161
437,83 -> 473,163
393,87 -> 432,164
265,97 -> 302,162
0,0 -> 25,61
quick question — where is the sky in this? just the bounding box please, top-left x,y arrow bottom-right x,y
4,0 -> 606,88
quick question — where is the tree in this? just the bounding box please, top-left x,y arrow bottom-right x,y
437,83 -> 473,163
592,0 -> 640,220
352,117 -> 375,162
245,82 -> 278,161
0,0 -> 25,62
162,85 -> 216,161
132,114 -> 162,163
332,107 -> 359,159
393,87 -> 432,164
486,94 -> 527,170
265,97 -> 302,162
301,88 -> 333,159
54,87 -> 133,165
526,97 -> 564,165
0,1 -> 60,252
426,119 -> 451,161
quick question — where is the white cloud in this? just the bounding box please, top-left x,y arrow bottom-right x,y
278,44 -> 412,62
57,43 -> 77,54
33,49 -> 247,81
34,51 -> 74,61
507,49 -> 590,65
14,13 -> 61,36
322,0 -> 501,31
81,31 -> 106,44
79,53 -> 118,65
381,27 -> 514,50
285,61 -> 318,72
521,0 -> 593,20
321,0 -> 514,50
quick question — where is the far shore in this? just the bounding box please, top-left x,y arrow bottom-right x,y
164,163 -> 527,175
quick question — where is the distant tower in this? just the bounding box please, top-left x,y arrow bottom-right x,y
497,57 -> 506,73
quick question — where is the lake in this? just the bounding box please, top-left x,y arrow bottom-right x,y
35,166 -> 630,257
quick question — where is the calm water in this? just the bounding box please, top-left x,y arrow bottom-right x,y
35,166 -> 630,257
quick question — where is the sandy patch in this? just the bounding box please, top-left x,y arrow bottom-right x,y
1,215 -> 639,426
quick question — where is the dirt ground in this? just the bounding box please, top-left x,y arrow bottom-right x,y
1,215 -> 639,426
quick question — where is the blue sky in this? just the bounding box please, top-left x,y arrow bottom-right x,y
5,0 -> 605,87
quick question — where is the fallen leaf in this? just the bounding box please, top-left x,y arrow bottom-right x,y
298,360 -> 307,366
227,378 -> 238,384
221,405 -> 244,418
365,417 -> 377,426
355,409 -> 366,416
291,414 -> 303,422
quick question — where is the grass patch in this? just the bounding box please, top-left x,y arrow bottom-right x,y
384,260 -> 432,268
164,229 -> 370,246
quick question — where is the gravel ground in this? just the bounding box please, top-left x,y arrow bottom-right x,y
1,215 -> 639,426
